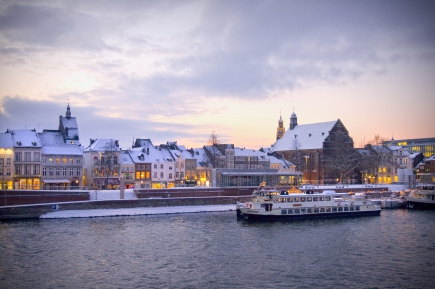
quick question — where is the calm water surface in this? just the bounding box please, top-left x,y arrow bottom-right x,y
1,209 -> 435,289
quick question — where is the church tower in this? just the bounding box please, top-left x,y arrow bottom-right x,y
276,112 -> 285,140
66,103 -> 71,119
290,110 -> 298,130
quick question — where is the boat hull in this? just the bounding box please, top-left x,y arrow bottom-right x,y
407,200 -> 435,210
237,209 -> 381,221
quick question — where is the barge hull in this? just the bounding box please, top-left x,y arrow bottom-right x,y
237,209 -> 381,221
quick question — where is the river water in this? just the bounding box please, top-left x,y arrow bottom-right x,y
1,209 -> 435,289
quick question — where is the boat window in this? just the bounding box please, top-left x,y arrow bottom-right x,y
325,207 -> 331,212
300,197 -> 305,202
307,197 -> 312,202
319,197 -> 324,201
307,208 -> 313,213
319,207 -> 325,212
294,209 -> 300,214
344,207 -> 349,211
338,207 -> 343,212
281,209 -> 287,215
280,198 -> 286,203
314,208 -> 319,213
294,197 -> 299,202
287,198 -> 293,202
301,208 -> 306,214
325,197 -> 330,201
350,206 -> 355,211
332,207 -> 337,212
288,209 -> 293,214
313,197 -> 318,201
355,206 -> 360,211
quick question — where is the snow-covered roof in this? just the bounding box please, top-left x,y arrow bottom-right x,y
0,133 -> 13,148
60,116 -> 79,141
39,130 -> 83,155
272,120 -> 338,151
7,129 -> 42,147
120,151 -> 134,165
84,139 -> 121,152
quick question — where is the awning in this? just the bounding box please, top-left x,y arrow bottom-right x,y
43,179 -> 70,184
93,178 -> 120,185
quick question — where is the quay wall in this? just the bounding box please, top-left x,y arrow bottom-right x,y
0,196 -> 251,220
0,190 -> 90,207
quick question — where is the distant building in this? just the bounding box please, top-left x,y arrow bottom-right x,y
416,155 -> 435,183
383,137 -> 435,158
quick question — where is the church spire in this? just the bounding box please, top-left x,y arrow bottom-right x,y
276,111 -> 285,140
66,100 -> 71,119
290,108 -> 298,130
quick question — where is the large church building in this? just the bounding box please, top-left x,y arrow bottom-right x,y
272,111 -> 354,185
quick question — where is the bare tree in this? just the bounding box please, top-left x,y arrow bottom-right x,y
288,138 -> 306,172
324,131 -> 361,183
100,140 -> 120,189
204,131 -> 225,168
368,134 -> 388,145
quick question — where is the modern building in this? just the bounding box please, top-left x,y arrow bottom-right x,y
383,137 -> 435,158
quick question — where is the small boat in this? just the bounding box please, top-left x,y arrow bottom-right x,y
236,186 -> 381,221
371,193 -> 407,209
407,184 -> 435,210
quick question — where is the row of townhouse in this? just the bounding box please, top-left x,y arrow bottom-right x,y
357,144 -> 425,185
1,104 -> 298,190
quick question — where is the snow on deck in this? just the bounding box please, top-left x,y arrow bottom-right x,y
40,204 -> 236,219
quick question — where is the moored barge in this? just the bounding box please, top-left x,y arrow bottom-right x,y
236,187 -> 381,221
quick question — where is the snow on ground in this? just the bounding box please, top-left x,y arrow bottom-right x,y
89,189 -> 138,200
40,204 -> 236,219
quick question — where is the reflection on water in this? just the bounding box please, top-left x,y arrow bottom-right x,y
1,210 -> 435,288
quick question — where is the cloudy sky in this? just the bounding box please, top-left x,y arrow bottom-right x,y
1,0 -> 434,150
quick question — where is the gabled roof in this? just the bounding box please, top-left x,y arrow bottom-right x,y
272,120 -> 338,151
84,139 -> 121,152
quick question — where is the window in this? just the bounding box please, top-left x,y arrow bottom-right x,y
154,164 -> 157,169
76,168 -> 81,176
63,168 -> 67,176
63,158 -> 67,163
136,172 -> 140,179
25,152 -> 31,161
76,159 -> 80,164
49,168 -> 53,176
70,168 -> 74,176
160,164 -> 163,169
49,158 -> 53,163
56,168 -> 60,176
15,152 -> 22,161
153,172 -> 157,178
34,152 -> 40,161
0,168 -> 3,175
70,158 -> 74,163
7,158 -> 11,165
160,172 -> 164,178
43,168 -> 46,176
169,173 -> 173,179
56,158 -> 60,164
34,165 -> 39,175
25,165 -> 30,174
6,168 -> 11,176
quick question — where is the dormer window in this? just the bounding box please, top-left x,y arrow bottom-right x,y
309,134 -> 311,137
32,141 -> 37,146
16,141 -> 22,146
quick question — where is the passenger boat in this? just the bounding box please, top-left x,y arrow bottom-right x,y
236,186 -> 381,221
407,183 -> 435,210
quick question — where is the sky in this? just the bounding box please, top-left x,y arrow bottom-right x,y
1,0 -> 434,150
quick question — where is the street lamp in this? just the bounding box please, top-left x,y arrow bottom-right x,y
304,154 -> 310,183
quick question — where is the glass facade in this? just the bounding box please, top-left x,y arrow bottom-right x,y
215,169 -> 302,187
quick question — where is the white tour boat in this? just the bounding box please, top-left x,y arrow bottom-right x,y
236,186 -> 381,221
407,183 -> 435,209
